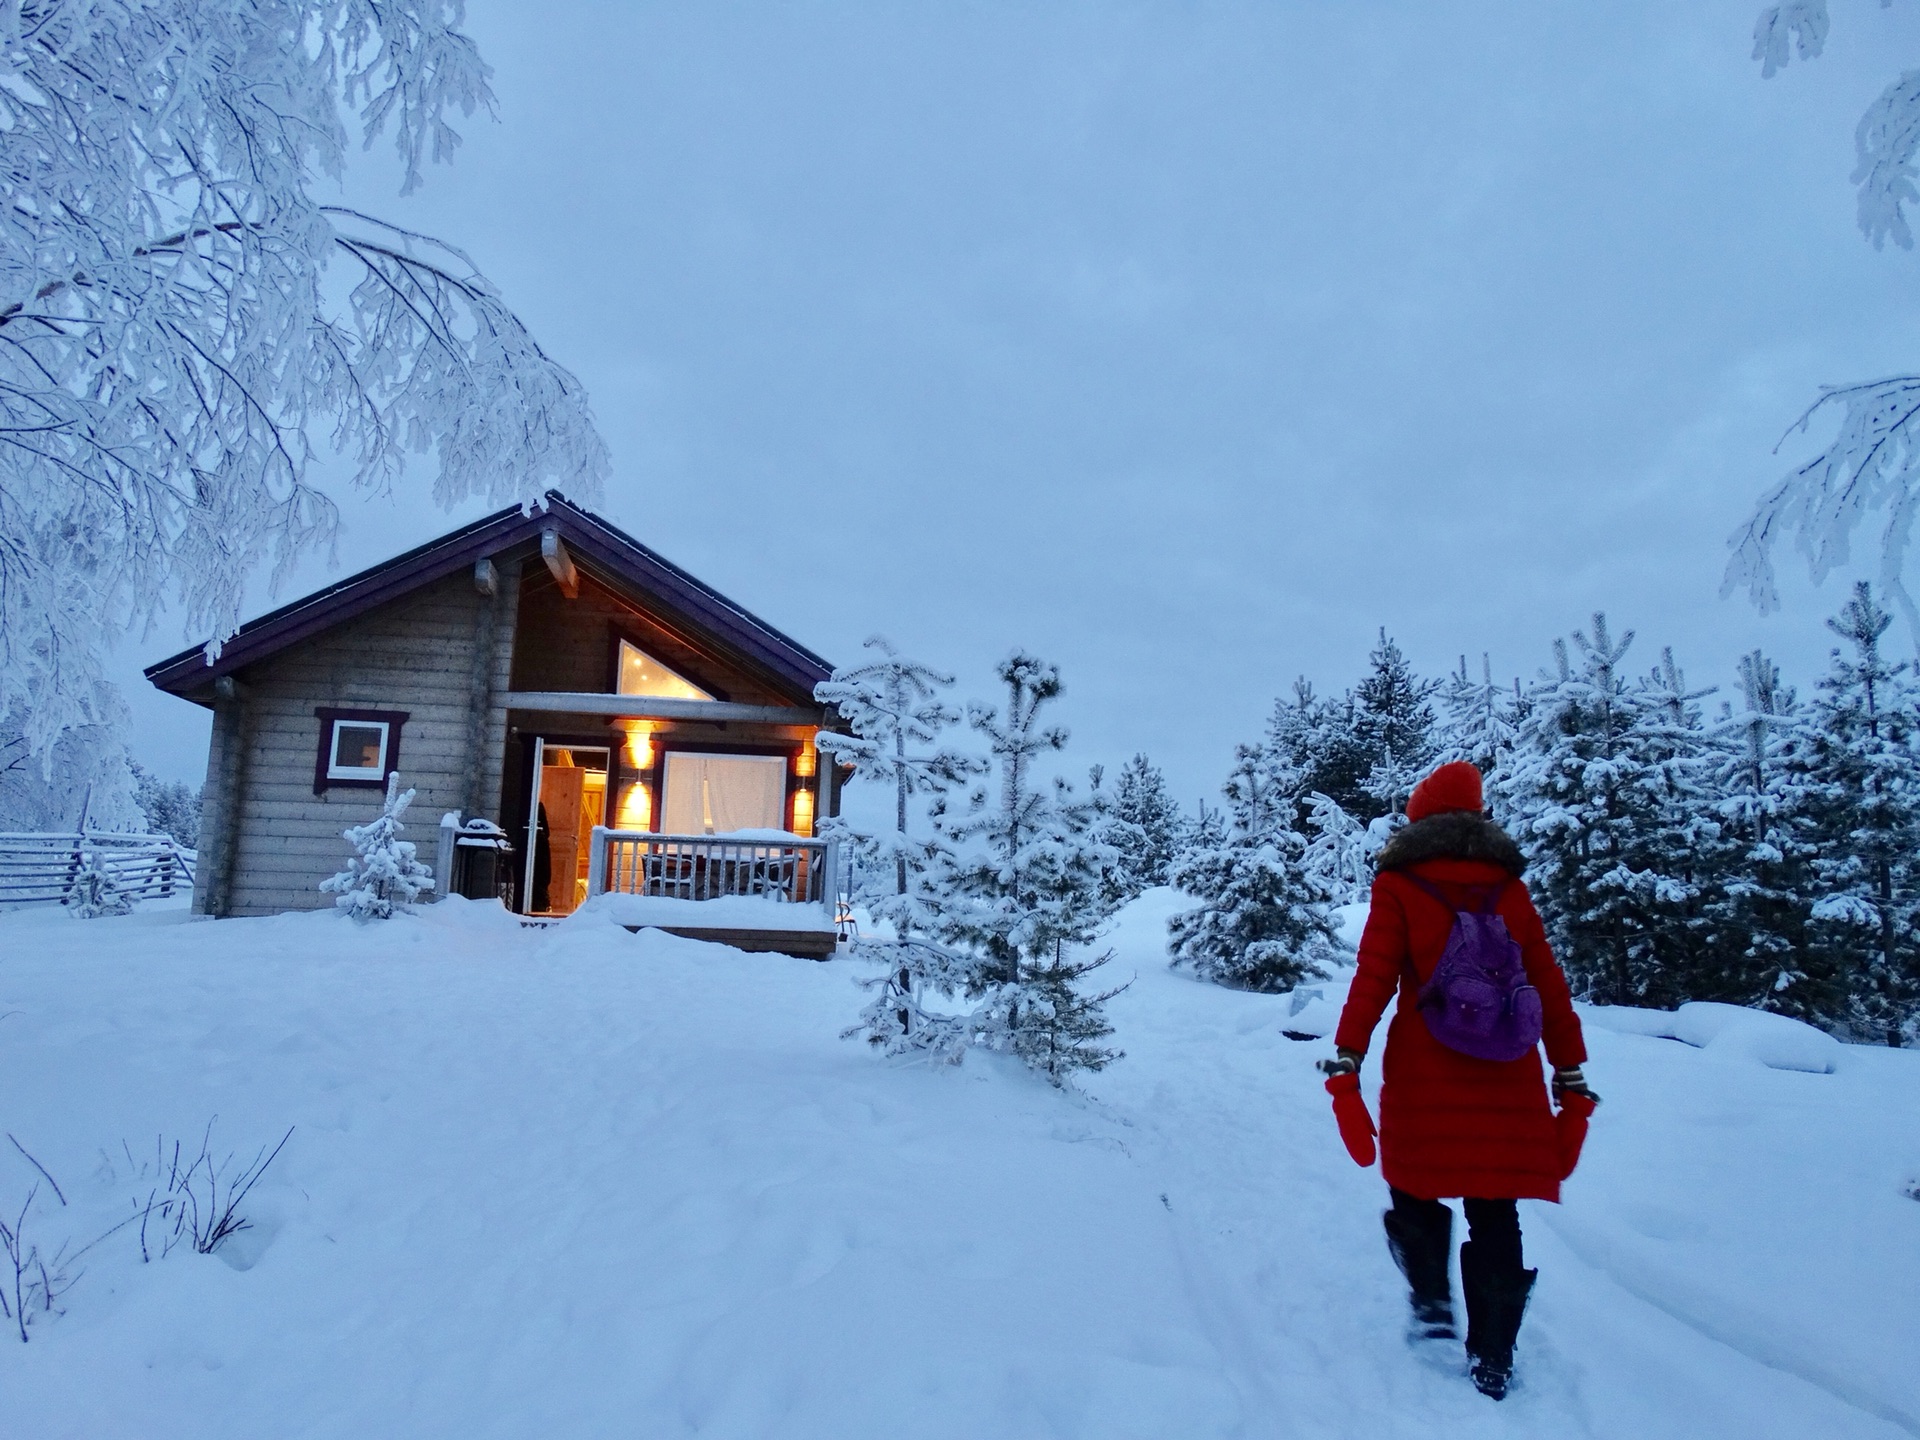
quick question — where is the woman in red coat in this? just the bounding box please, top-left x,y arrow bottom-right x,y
1322,761 -> 1597,1400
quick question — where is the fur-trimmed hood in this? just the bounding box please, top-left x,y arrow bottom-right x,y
1375,810 -> 1525,876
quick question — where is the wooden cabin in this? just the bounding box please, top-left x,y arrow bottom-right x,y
146,493 -> 846,957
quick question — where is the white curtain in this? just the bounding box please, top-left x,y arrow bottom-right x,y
659,753 -> 787,835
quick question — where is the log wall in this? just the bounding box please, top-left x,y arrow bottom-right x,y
202,564 -> 519,919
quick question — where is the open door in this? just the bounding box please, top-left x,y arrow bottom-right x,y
521,741 -> 609,916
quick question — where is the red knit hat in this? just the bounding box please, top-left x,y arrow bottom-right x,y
1406,761 -> 1484,823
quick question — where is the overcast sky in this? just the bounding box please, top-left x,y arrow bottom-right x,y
120,1 -> 1920,810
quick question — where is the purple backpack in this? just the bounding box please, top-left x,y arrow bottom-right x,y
1403,875 -> 1543,1063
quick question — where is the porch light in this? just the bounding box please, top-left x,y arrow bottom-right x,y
616,782 -> 652,831
617,721 -> 656,829
791,784 -> 814,837
795,732 -> 817,778
622,721 -> 656,769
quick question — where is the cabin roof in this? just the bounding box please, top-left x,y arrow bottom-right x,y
145,492 -> 835,704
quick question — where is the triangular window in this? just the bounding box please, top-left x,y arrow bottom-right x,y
617,639 -> 712,701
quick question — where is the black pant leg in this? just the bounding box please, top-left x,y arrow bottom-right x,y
1390,1187 -> 1451,1227
1462,1197 -> 1523,1271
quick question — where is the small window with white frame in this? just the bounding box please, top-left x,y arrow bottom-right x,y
329,720 -> 389,779
313,708 -> 409,795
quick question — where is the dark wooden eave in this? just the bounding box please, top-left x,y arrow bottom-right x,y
145,492 -> 835,706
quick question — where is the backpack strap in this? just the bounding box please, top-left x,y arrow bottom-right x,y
1401,872 -> 1508,915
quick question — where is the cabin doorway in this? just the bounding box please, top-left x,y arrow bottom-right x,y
521,739 -> 610,917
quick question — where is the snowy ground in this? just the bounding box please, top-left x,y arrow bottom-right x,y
1,889 -> 1916,1439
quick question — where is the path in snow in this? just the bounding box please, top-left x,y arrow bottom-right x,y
0,892 -> 1913,1439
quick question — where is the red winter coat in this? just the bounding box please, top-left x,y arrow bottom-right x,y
1334,812 -> 1587,1203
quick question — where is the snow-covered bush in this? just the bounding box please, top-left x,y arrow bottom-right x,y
64,848 -> 132,919
321,774 -> 435,920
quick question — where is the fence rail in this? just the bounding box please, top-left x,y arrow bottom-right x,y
0,832 -> 197,906
587,830 -> 834,911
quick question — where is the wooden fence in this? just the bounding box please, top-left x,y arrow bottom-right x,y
0,832 -> 198,907
587,830 -> 834,911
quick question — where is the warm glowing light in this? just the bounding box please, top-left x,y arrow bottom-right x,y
795,732 -> 817,778
622,721 -> 656,770
616,782 -> 652,830
791,784 -> 815,837
616,640 -> 710,701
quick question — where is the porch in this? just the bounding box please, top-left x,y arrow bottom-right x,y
582,828 -> 842,960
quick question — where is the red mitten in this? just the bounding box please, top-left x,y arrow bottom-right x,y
1324,1070 -> 1376,1168
1555,1090 -> 1597,1179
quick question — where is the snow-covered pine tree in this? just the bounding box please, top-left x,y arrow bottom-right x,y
320,772 -> 435,921
1351,629 -> 1440,821
1629,647 -> 1732,999
130,763 -> 202,848
1801,583 -> 1920,1046
939,653 -> 1126,1083
1169,743 -> 1338,992
1436,653 -> 1519,777
1301,790 -> 1394,909
1099,753 -> 1187,903
1494,616 -> 1702,1006
1284,687 -> 1373,821
815,637 -> 981,1057
1705,650 -> 1834,1020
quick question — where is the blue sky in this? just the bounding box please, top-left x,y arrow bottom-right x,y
122,1 -> 1920,806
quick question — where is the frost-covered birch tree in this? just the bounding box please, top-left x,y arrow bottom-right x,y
1728,2 -> 1920,644
1,1 -> 609,766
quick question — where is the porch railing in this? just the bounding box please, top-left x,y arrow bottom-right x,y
0,832 -> 198,906
587,829 -> 835,914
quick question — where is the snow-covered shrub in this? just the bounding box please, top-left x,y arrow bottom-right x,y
321,773 -> 435,920
64,847 -> 132,919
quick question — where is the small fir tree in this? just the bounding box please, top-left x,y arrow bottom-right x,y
1350,628 -> 1440,820
1494,616 -> 1707,1005
1170,744 -> 1338,991
939,652 -> 1127,1082
65,846 -> 132,918
1098,753 -> 1187,903
815,637 -> 982,1057
1704,650 -> 1833,1019
1802,584 -> 1920,1045
1301,790 -> 1394,908
1436,653 -> 1519,777
320,773 -> 434,921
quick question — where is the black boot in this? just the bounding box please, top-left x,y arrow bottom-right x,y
1460,1239 -> 1537,1400
1383,1204 -> 1457,1342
